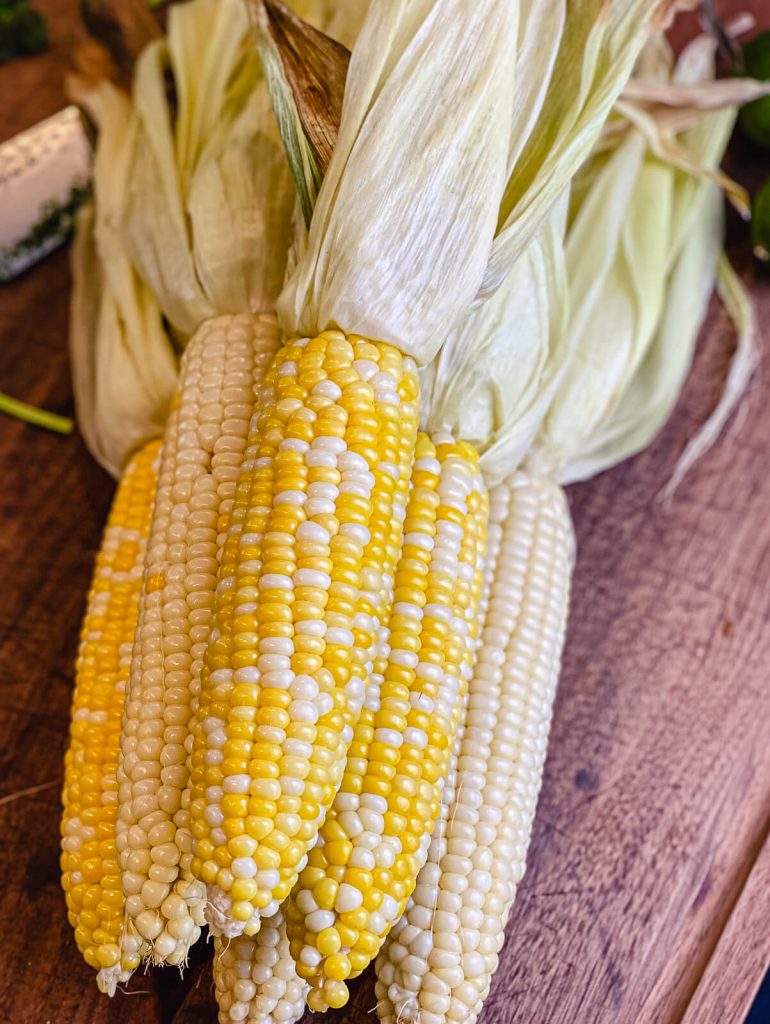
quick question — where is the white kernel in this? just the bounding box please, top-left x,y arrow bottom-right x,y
296,521 -> 330,543
326,627 -> 354,646
340,523 -> 371,546
295,620 -> 326,636
260,574 -> 292,590
290,700 -> 318,723
256,870 -> 280,890
368,911 -> 387,936
232,858 -> 257,879
311,435 -> 346,454
403,727 -> 428,749
313,380 -> 342,400
306,909 -> 335,932
374,728 -> 403,748
349,846 -> 375,870
294,569 -> 331,588
280,437 -> 309,452
316,693 -> 333,716
290,675 -> 321,700
233,668 -> 260,686
205,804 -> 224,827
300,945 -> 322,967
360,794 -> 388,814
405,532 -> 434,551
223,775 -> 251,794
390,649 -> 418,668
305,450 -> 336,468
335,884 -> 363,914
261,669 -> 293,689
394,602 -> 423,620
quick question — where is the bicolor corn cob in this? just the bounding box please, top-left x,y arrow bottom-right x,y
376,472 -> 574,1024
213,443 -> 416,1024
214,907 -> 308,1024
116,314 -> 281,965
189,331 -> 420,936
60,440 -> 161,994
287,433 -> 488,1011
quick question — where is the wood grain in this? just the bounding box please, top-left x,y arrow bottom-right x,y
1,3 -> 770,1024
680,833 -> 770,1024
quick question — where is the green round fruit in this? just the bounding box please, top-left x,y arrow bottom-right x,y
739,32 -> 770,150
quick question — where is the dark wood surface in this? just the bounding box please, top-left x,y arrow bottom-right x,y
1,2 -> 769,1023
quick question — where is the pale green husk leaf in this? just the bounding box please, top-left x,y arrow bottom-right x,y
419,196 -> 569,486
481,0 -> 661,298
659,252 -> 758,499
530,31 -> 756,485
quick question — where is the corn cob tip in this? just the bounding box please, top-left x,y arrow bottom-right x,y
96,964 -> 133,998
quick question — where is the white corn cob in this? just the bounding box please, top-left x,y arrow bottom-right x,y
375,471 -> 574,1024
214,907 -> 309,1024
117,313 -> 281,965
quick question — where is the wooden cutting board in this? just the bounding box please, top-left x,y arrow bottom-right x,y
1,2 -> 769,1022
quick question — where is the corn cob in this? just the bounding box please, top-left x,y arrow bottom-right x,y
213,431 -> 416,1024
189,330 -> 420,937
60,440 -> 161,994
214,909 -> 308,1024
282,433 -> 487,1011
375,472 -> 574,1024
116,313 -> 281,966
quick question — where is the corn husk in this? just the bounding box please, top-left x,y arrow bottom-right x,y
278,0 -> 520,361
123,0 -> 366,339
122,0 -> 292,337
70,0 -> 364,475
69,84 -> 177,477
529,31 -> 766,485
419,197 -> 569,485
481,0 -> 663,298
278,0 -> 669,365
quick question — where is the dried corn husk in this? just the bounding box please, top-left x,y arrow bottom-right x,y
69,84 -> 177,477
530,30 -> 767,485
122,0 -> 292,337
70,0 -> 364,475
123,0 -> 365,338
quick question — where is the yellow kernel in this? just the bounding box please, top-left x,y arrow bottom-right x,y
316,927 -> 341,956
324,953 -> 352,982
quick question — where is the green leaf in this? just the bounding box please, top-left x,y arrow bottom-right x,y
738,30 -> 770,149
751,175 -> 770,260
0,2 -> 47,63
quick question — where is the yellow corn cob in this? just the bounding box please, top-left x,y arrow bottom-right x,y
116,313 -> 281,965
214,908 -> 309,1024
375,472 -> 574,1024
285,433 -> 488,1011
189,330 -> 420,937
60,440 -> 161,994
